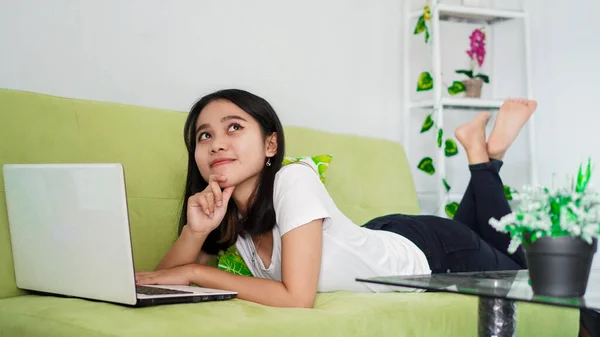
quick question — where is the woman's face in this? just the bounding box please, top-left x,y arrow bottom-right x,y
194,99 -> 276,188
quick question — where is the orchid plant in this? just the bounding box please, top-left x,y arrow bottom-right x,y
489,159 -> 600,254
448,28 -> 491,95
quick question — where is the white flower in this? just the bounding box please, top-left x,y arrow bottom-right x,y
507,237 -> 522,254
489,176 -> 600,252
582,224 -> 600,244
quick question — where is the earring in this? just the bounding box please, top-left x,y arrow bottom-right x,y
266,158 -> 271,167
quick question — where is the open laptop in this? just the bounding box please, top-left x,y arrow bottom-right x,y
2,163 -> 237,307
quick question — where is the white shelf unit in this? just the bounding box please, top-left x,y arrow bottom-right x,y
409,98 -> 504,110
410,4 -> 525,22
403,2 -> 536,217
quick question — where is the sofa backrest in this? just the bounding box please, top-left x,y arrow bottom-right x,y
283,126 -> 420,223
0,89 -> 419,299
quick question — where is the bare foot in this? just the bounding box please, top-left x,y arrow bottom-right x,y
455,111 -> 492,165
487,98 -> 538,160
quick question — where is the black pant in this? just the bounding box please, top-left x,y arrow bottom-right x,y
580,309 -> 600,337
363,159 -> 527,273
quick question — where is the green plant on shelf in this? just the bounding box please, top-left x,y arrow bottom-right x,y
415,27 -> 491,96
448,28 -> 491,96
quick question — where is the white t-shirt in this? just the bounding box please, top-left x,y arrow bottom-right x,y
235,163 -> 431,293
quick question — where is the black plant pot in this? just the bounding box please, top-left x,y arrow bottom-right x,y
524,235 -> 597,297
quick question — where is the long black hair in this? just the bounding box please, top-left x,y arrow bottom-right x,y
179,89 -> 285,255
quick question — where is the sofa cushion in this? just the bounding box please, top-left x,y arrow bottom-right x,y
282,154 -> 333,183
284,126 -> 421,226
0,293 -> 578,337
0,89 -> 189,299
217,245 -> 253,277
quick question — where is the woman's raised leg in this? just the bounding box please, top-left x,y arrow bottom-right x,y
452,99 -> 537,268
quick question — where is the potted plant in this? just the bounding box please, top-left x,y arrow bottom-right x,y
448,28 -> 490,97
489,159 -> 600,297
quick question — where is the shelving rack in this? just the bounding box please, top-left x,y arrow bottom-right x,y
402,1 -> 535,216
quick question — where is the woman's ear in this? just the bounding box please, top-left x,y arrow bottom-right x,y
265,132 -> 278,157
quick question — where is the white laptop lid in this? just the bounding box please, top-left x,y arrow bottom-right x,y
3,163 -> 138,305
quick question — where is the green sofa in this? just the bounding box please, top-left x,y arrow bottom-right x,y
0,89 -> 578,336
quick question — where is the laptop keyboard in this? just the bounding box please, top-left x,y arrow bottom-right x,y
136,285 -> 193,296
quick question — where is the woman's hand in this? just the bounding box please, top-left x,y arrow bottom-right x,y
187,174 -> 236,235
135,265 -> 197,286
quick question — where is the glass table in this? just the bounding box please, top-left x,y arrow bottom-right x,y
357,269 -> 600,337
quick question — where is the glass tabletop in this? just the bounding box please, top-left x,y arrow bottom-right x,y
357,268 -> 600,310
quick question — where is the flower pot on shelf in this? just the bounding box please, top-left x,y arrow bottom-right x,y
462,78 -> 483,98
524,235 -> 598,297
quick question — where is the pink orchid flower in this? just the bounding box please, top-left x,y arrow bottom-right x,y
466,28 -> 486,67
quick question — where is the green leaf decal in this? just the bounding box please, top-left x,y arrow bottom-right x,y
417,72 -> 434,92
475,74 -> 490,83
455,70 -> 474,78
420,114 -> 434,133
437,129 -> 443,148
443,178 -> 451,192
414,15 -> 427,34
447,81 -> 466,95
445,202 -> 459,218
444,139 -> 458,157
417,157 -> 435,175
424,27 -> 430,43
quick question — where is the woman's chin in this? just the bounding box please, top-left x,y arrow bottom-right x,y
218,181 -> 236,188
214,172 -> 239,187
211,167 -> 260,188
220,175 -> 254,189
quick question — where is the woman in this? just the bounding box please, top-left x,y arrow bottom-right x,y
135,89 -> 537,308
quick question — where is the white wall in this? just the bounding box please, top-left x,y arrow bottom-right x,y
528,1 -> 600,271
0,0 -> 404,143
1,0 -> 600,267
528,1 -> 600,184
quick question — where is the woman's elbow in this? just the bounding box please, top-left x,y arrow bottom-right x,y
293,301 -> 315,309
287,294 -> 316,309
